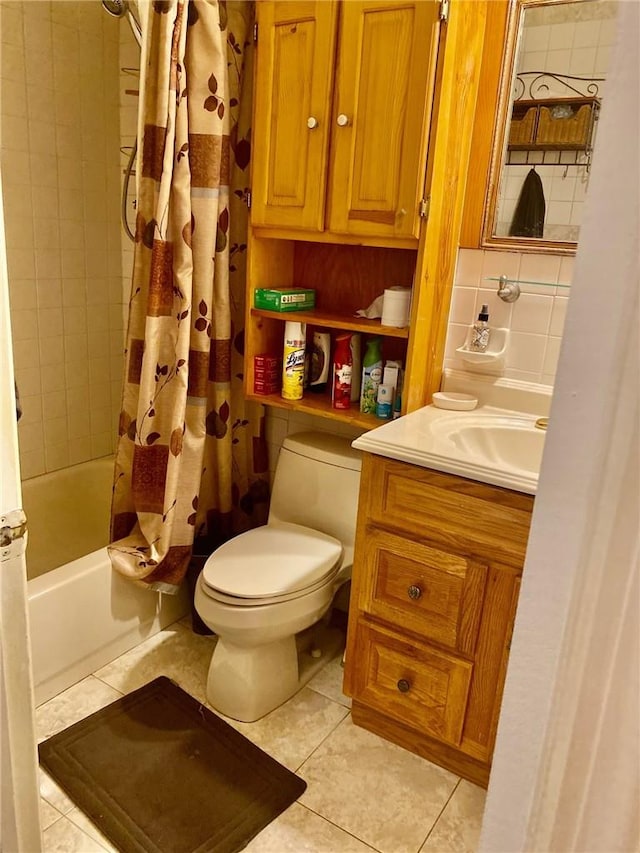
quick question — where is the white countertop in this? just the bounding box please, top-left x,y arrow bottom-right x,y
353,404 -> 544,495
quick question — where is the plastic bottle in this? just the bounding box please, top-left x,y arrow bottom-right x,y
281,321 -> 306,400
360,337 -> 383,414
332,333 -> 353,410
376,384 -> 393,419
308,331 -> 330,393
350,333 -> 361,403
469,304 -> 491,352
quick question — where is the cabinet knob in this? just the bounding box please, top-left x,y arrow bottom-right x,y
407,584 -> 422,601
307,116 -> 319,130
336,113 -> 350,127
397,678 -> 411,693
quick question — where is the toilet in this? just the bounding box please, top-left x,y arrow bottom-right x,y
194,431 -> 362,722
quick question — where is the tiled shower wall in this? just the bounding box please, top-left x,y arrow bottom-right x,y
444,248 -> 574,385
1,0 -> 125,478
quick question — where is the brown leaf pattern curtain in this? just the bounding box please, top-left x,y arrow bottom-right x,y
109,0 -> 268,593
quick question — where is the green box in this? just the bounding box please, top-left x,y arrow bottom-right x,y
254,287 -> 316,312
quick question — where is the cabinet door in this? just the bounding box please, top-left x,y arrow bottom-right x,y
351,620 -> 473,746
251,2 -> 338,230
328,0 -> 441,239
360,528 -> 487,656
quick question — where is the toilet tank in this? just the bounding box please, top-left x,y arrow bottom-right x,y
269,432 -> 362,548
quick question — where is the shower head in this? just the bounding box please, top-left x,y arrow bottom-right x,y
102,0 -> 128,18
101,0 -> 143,47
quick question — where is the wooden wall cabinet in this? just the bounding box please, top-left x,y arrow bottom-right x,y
251,0 -> 441,241
343,454 -> 534,787
245,0 -> 490,425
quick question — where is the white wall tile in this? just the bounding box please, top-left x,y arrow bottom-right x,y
38,307 -> 64,338
505,332 -> 547,374
40,364 -> 65,393
17,421 -> 45,455
40,335 -> 64,366
448,286 -> 478,325
546,200 -> 573,227
13,338 -> 40,371
543,336 -> 563,377
8,279 -> 37,311
558,256 -> 574,286
42,390 -> 68,421
45,443 -> 70,472
447,248 -> 571,386
20,448 -> 46,480
454,249 -> 484,286
481,250 -> 521,283
518,253 -> 561,287
11,309 -> 38,341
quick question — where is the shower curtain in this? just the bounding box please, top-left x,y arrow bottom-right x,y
109,0 -> 269,592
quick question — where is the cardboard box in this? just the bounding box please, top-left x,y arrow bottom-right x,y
254,287 -> 316,312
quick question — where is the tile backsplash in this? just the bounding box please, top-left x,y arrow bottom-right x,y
445,248 -> 573,386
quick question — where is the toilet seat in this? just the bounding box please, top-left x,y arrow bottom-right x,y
201,522 -> 343,606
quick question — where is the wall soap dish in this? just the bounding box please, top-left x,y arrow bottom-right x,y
456,327 -> 509,373
432,392 -> 478,411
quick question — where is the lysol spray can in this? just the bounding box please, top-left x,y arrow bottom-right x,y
281,321 -> 306,400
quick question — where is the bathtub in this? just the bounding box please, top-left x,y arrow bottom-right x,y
23,457 -> 189,705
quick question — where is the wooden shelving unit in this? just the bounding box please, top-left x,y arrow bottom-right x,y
245,389 -> 387,431
250,308 -> 410,340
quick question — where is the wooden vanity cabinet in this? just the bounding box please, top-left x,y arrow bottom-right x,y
343,453 -> 534,787
251,0 -> 441,241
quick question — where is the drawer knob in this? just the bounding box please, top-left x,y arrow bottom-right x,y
407,584 -> 422,601
397,678 -> 411,693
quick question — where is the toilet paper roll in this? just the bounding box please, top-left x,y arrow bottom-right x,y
381,287 -> 411,328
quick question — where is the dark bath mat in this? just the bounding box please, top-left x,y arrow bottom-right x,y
39,676 -> 306,853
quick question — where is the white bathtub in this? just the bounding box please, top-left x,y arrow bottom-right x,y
23,458 -> 189,705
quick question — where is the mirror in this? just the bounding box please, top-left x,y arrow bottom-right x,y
483,0 -> 617,253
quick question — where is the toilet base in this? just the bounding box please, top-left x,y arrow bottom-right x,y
206,623 -> 344,722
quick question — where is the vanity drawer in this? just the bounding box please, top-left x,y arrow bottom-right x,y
364,456 -> 534,566
350,621 -> 473,746
360,528 -> 487,655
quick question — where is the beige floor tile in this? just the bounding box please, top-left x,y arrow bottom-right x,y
223,686 -> 349,771
40,797 -> 63,830
299,715 -> 459,853
307,653 -> 351,708
245,802 -> 377,852
93,622 -> 215,703
420,780 -> 487,853
42,814 -> 109,852
36,675 -> 123,743
40,768 -> 75,815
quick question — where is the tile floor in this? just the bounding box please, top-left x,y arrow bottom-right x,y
36,618 -> 486,852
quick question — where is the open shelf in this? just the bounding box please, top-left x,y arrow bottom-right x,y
246,390 -> 387,431
250,308 -> 409,339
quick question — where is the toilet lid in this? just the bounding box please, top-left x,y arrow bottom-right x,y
201,522 -> 343,600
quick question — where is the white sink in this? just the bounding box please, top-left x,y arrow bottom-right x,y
353,406 -> 548,494
430,415 -> 546,477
